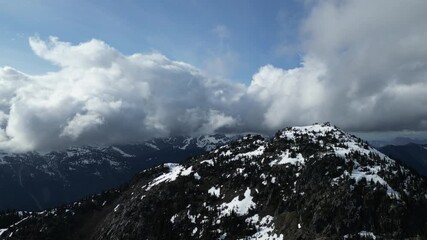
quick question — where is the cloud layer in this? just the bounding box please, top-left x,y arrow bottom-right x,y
300,0 -> 427,132
0,37 -> 246,151
1,0 -> 427,151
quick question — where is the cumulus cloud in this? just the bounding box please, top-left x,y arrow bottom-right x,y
247,58 -> 327,129
297,0 -> 427,131
251,0 -> 427,132
0,37 -> 245,151
1,0 -> 427,151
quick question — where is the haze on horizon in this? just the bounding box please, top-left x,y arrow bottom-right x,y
0,0 -> 427,152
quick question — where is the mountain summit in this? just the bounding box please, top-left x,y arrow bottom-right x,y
1,123 -> 427,239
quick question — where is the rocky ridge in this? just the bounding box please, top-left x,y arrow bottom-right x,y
1,123 -> 426,239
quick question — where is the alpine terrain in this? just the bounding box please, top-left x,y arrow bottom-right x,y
0,134 -> 232,211
379,143 -> 427,177
1,123 -> 427,239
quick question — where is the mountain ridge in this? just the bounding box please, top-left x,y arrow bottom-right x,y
0,134 -> 234,211
378,143 -> 427,177
1,123 -> 427,239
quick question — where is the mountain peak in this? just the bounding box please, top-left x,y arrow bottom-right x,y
1,124 -> 427,239
279,122 -> 340,138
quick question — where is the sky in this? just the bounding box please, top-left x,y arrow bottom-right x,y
0,0 -> 304,82
0,0 -> 427,151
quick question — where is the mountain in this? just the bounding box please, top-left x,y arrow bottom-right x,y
0,134 -> 233,211
1,123 -> 427,239
378,143 -> 427,177
369,137 -> 427,148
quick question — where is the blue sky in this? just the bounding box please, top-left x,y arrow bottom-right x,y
0,0 -> 305,83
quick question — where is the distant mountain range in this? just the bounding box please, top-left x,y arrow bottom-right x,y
1,123 -> 426,239
369,137 -> 427,148
0,134 -> 233,211
378,143 -> 427,176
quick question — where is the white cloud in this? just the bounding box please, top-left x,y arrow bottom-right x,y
247,58 -> 327,129
204,51 -> 238,78
1,1 -> 427,151
61,112 -> 105,140
0,37 -> 243,152
249,0 -> 427,132
299,0 -> 427,131
29,36 -> 118,68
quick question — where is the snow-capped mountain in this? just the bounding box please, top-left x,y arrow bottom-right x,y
1,123 -> 427,239
0,134 -> 233,211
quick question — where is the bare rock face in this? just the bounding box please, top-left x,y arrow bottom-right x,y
2,123 -> 427,239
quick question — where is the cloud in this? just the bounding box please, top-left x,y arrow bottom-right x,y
247,58 -> 327,129
300,0 -> 427,131
204,25 -> 238,78
29,36 -> 119,68
251,0 -> 427,132
1,0 -> 427,151
0,37 -> 244,151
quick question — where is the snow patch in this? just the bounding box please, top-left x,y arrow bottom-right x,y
281,123 -> 335,140
114,204 -> 120,212
146,163 -> 183,190
192,227 -> 198,236
241,146 -> 265,158
351,168 -> 400,199
179,137 -> 192,150
270,150 -> 305,166
187,211 -> 196,223
244,214 -> 284,240
10,216 -> 29,227
219,188 -> 255,216
170,214 -> 178,223
359,231 -> 376,239
112,147 -> 135,157
181,166 -> 193,176
197,135 -> 228,151
145,142 -> 160,150
231,146 -> 265,161
221,150 -> 233,156
333,141 -> 371,158
200,159 -> 214,166
208,186 -> 221,197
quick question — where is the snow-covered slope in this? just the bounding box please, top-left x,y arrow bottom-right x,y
1,123 -> 427,239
